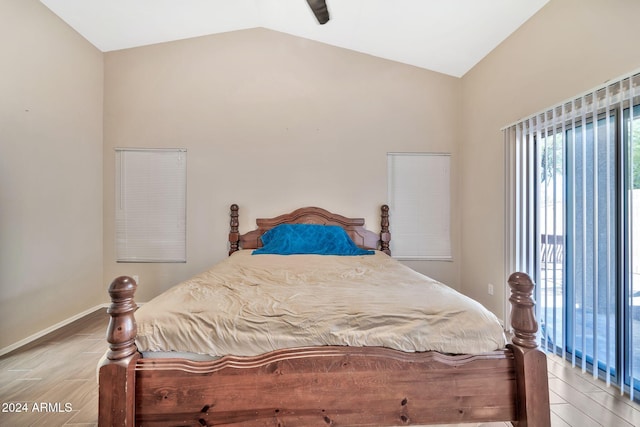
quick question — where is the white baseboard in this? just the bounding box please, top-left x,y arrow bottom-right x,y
0,303 -> 109,357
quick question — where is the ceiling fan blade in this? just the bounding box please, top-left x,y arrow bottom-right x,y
306,0 -> 330,24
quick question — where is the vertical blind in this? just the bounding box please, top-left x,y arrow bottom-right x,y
504,71 -> 640,400
387,152 -> 452,260
115,148 -> 187,263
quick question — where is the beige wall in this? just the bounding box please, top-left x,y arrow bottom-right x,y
103,28 -> 462,301
0,0 -> 104,349
460,0 -> 640,319
9,0 -> 639,348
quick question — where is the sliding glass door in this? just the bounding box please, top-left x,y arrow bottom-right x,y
537,101 -> 639,399
564,113 -> 617,379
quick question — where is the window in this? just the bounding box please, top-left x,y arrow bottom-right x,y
505,71 -> 640,400
115,148 -> 187,263
387,152 -> 451,260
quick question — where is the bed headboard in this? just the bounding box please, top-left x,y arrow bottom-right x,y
228,204 -> 390,256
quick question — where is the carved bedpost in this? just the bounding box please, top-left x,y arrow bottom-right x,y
507,272 -> 551,427
99,276 -> 140,427
380,204 -> 391,255
509,272 -> 538,349
106,276 -> 138,359
229,204 -> 240,255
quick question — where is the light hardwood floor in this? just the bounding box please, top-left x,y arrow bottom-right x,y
1,309 -> 639,426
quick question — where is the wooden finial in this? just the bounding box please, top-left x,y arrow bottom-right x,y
229,204 -> 240,255
380,204 -> 391,255
508,272 -> 538,349
105,276 -> 138,360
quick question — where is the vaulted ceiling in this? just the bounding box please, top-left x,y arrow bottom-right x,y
40,0 -> 549,77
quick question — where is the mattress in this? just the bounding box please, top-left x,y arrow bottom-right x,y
135,250 -> 506,357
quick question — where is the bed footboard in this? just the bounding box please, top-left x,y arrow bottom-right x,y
133,348 -> 517,426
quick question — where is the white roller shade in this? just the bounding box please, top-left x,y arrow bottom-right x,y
387,152 -> 452,260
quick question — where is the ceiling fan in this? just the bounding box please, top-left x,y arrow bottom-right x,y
306,0 -> 330,24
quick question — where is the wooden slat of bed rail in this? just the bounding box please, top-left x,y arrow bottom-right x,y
134,348 -> 517,426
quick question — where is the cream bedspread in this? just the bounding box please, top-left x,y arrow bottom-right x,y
135,250 -> 506,356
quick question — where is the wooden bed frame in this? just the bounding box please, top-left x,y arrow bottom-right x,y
99,204 -> 550,426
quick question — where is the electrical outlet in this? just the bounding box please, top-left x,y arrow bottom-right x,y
488,283 -> 494,295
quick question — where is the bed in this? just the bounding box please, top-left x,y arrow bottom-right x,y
99,204 -> 550,426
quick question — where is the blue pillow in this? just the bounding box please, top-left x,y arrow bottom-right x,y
252,224 -> 375,256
